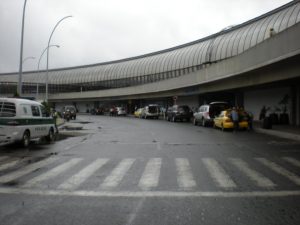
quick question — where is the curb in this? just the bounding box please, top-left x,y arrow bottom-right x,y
254,127 -> 300,142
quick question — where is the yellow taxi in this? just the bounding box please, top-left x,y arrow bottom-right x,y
134,108 -> 143,118
213,109 -> 249,131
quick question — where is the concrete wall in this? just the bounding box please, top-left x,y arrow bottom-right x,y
244,87 -> 290,121
176,95 -> 199,110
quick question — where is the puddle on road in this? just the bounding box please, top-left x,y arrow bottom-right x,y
71,121 -> 92,124
4,181 -> 19,187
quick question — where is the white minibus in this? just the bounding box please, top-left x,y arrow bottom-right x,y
0,98 -> 56,147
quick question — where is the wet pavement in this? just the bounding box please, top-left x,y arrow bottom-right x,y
0,115 -> 300,225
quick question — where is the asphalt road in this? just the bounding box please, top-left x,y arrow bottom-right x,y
1,115 -> 300,225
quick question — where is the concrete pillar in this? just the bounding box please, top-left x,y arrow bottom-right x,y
291,85 -> 300,126
296,86 -> 300,126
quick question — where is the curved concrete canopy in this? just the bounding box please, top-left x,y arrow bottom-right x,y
0,1 -> 300,93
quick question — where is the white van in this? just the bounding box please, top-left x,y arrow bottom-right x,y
0,98 -> 56,147
141,104 -> 160,119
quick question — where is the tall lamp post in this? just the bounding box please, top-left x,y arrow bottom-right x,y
36,45 -> 60,99
45,15 -> 72,103
22,56 -> 35,64
18,0 -> 28,96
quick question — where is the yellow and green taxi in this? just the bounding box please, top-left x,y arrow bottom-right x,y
134,108 -> 143,118
213,109 -> 249,131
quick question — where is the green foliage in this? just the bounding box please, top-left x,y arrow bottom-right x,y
41,101 -> 51,114
13,91 -> 20,98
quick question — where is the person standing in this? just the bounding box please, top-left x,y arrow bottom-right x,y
259,106 -> 267,120
231,107 -> 239,132
246,111 -> 254,131
52,109 -> 59,133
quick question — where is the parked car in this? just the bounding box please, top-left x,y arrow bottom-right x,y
213,109 -> 249,131
0,98 -> 56,147
166,105 -> 193,122
141,104 -> 160,119
62,105 -> 77,120
116,107 -> 126,116
134,108 -> 143,118
91,107 -> 104,115
193,102 -> 230,126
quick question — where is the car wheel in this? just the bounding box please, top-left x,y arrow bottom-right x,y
21,130 -> 30,148
46,128 -> 55,143
193,118 -> 198,126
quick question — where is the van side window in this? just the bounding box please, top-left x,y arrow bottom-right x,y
31,105 -> 40,117
0,102 -> 16,117
23,107 -> 28,115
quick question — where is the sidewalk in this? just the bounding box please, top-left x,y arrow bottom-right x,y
57,115 -> 300,142
253,121 -> 300,142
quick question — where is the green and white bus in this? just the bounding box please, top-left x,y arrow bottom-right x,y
0,98 -> 56,147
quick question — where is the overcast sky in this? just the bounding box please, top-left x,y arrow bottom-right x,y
0,0 -> 292,73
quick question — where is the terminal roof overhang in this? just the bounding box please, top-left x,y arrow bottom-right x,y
0,0 -> 300,86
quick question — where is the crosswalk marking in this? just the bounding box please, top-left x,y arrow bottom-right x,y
100,158 -> 135,189
202,158 -> 237,189
1,156 -> 300,191
282,157 -> 300,168
0,159 -> 24,172
22,158 -> 83,188
0,156 -> 9,162
139,158 -> 162,190
256,158 -> 300,186
58,158 -> 109,190
229,158 -> 275,188
0,157 -> 58,183
175,158 -> 196,190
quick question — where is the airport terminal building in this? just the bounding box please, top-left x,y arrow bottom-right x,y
1,1 -> 300,125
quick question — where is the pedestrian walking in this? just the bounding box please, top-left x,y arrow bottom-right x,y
246,111 -> 253,131
52,109 -> 59,133
231,107 -> 239,132
259,106 -> 267,120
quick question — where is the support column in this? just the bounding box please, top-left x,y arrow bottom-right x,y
296,86 -> 300,126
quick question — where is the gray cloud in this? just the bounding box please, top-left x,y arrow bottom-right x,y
0,0 -> 291,73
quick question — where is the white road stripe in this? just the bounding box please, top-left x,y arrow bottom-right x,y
22,158 -> 82,188
202,158 -> 237,189
256,158 -> 300,185
0,157 -> 58,183
175,158 -> 196,190
139,158 -> 161,190
58,158 -> 109,190
282,157 -> 300,168
101,158 -> 135,189
1,187 -> 300,198
0,156 -> 9,162
0,159 -> 23,172
229,158 -> 275,188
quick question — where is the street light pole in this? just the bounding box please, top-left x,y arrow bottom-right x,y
36,45 -> 60,99
22,56 -> 35,63
18,0 -> 28,96
45,15 -> 72,103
